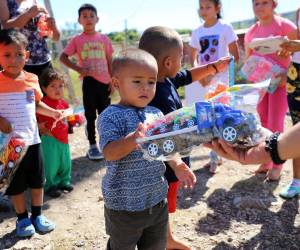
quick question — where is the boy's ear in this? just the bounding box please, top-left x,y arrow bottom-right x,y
111,76 -> 119,89
163,56 -> 172,69
25,51 -> 30,62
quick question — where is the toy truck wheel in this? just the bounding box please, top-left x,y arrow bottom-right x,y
162,140 -> 175,154
8,161 -> 14,168
147,143 -> 159,157
15,145 -> 22,153
222,126 -> 237,142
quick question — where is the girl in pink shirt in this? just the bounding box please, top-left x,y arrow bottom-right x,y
244,0 -> 296,181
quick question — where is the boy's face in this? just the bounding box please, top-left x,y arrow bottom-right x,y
78,9 -> 99,32
0,43 -> 28,78
112,63 -> 157,108
166,45 -> 183,78
42,79 -> 64,100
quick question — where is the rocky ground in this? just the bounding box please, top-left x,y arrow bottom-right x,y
0,122 -> 300,250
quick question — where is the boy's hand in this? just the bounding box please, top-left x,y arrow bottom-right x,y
50,110 -> 64,131
213,56 -> 231,73
38,121 -> 52,136
0,117 -> 12,134
173,161 -> 196,189
78,67 -> 90,77
133,123 -> 146,149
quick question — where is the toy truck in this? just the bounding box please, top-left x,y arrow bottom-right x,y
138,101 -> 260,161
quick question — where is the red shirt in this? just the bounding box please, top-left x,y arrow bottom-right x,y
37,96 -> 69,144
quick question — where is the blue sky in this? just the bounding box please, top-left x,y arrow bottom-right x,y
40,0 -> 299,33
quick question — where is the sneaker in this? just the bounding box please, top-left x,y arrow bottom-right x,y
59,185 -> 74,192
87,147 -> 103,160
279,184 -> 300,199
31,215 -> 55,233
45,187 -> 61,198
16,218 -> 35,237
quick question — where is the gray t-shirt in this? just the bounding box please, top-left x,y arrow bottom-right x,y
98,104 -> 168,211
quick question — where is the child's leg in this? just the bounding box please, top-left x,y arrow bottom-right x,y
59,143 -> 72,189
82,77 -> 99,146
255,94 -> 271,172
104,207 -> 145,249
11,193 -> 27,214
137,201 -> 168,250
41,136 -> 61,191
166,182 -> 191,250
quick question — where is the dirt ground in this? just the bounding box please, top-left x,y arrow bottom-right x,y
0,121 -> 300,250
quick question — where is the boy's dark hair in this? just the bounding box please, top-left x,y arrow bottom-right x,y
139,26 -> 182,62
0,29 -> 28,48
78,3 -> 97,17
39,68 -> 66,88
112,49 -> 157,76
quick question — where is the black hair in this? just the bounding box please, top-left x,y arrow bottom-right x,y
0,29 -> 28,48
39,68 -> 66,89
78,3 -> 97,17
139,26 -> 182,62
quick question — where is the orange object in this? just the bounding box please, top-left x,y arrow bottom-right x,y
205,84 -> 228,100
37,15 -> 53,38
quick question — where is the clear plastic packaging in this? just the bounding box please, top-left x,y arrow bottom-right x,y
137,81 -> 270,161
0,133 -> 27,190
239,55 -> 286,93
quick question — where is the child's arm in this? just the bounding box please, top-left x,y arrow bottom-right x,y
168,158 -> 197,189
0,116 -> 12,134
103,123 -> 145,161
189,46 -> 198,67
190,57 -> 231,86
36,101 -> 62,120
228,41 -> 240,63
60,53 -> 89,77
0,2 -> 47,29
46,17 -> 60,41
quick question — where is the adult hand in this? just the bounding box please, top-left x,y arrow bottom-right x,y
280,40 -> 300,53
28,4 -> 47,18
204,127 -> 272,165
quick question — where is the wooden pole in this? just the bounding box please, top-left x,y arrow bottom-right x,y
44,0 -> 77,104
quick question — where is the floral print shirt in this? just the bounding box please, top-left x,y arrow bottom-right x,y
7,0 -> 51,65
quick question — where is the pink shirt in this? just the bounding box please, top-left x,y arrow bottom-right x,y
245,15 -> 296,69
64,32 -> 113,84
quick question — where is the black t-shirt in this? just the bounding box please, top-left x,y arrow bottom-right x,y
149,70 -> 192,183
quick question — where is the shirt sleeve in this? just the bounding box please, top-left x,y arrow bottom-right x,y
281,18 -> 297,35
63,36 -> 77,56
224,24 -> 238,45
189,28 -> 201,51
98,109 -> 124,151
171,70 -> 193,89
